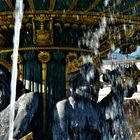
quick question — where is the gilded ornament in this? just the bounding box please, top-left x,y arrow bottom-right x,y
9,24 -> 14,29
66,53 -> 77,62
72,23 -> 78,29
80,25 -> 86,29
20,132 -> 33,140
38,51 -> 51,63
124,28 -> 135,38
1,25 -> 7,30
25,23 -> 32,29
35,30 -> 50,45
54,22 -> 61,28
11,54 -> 23,64
64,23 -> 70,28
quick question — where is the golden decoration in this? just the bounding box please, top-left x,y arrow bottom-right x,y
54,22 -> 61,28
0,11 -> 140,31
80,24 -> 86,29
38,51 -> 51,132
66,54 -> 103,74
0,46 -> 93,54
67,59 -> 81,73
64,23 -> 70,28
72,23 -> 78,29
32,15 -> 52,46
11,54 -> 23,64
20,132 -> 33,140
9,24 -> 14,29
38,51 -> 51,63
25,23 -> 32,29
1,25 -> 7,30
66,53 -> 78,96
92,56 -> 101,68
124,28 -> 135,38
66,52 -> 77,62
66,54 -> 83,73
35,30 -> 50,45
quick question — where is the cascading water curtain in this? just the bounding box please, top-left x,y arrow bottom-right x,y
8,0 -> 24,140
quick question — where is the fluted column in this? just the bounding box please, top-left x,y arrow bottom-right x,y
38,51 -> 51,132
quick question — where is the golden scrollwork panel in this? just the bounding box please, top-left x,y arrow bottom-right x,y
32,15 -> 53,46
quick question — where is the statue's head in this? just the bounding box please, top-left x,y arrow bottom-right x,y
103,66 -> 137,97
69,62 -> 100,102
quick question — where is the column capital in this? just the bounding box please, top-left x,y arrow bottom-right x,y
66,53 -> 83,73
66,52 -> 77,63
11,53 -> 23,64
38,51 -> 51,63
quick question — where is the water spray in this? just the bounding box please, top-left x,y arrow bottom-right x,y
8,0 -> 24,140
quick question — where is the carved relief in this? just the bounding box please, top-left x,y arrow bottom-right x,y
35,30 -> 50,45
33,15 -> 53,46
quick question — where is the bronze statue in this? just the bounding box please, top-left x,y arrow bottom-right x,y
52,63 -> 137,140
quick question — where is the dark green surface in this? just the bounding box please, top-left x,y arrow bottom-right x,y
0,0 -> 139,14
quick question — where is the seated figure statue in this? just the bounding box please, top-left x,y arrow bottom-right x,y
0,65 -> 11,111
0,64 -> 39,140
0,92 -> 39,140
52,62 -> 138,140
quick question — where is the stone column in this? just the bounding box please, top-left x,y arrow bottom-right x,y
38,51 -> 51,132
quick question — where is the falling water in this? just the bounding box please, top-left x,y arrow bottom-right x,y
8,0 -> 24,140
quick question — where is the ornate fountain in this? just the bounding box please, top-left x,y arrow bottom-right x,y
0,0 -> 140,139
